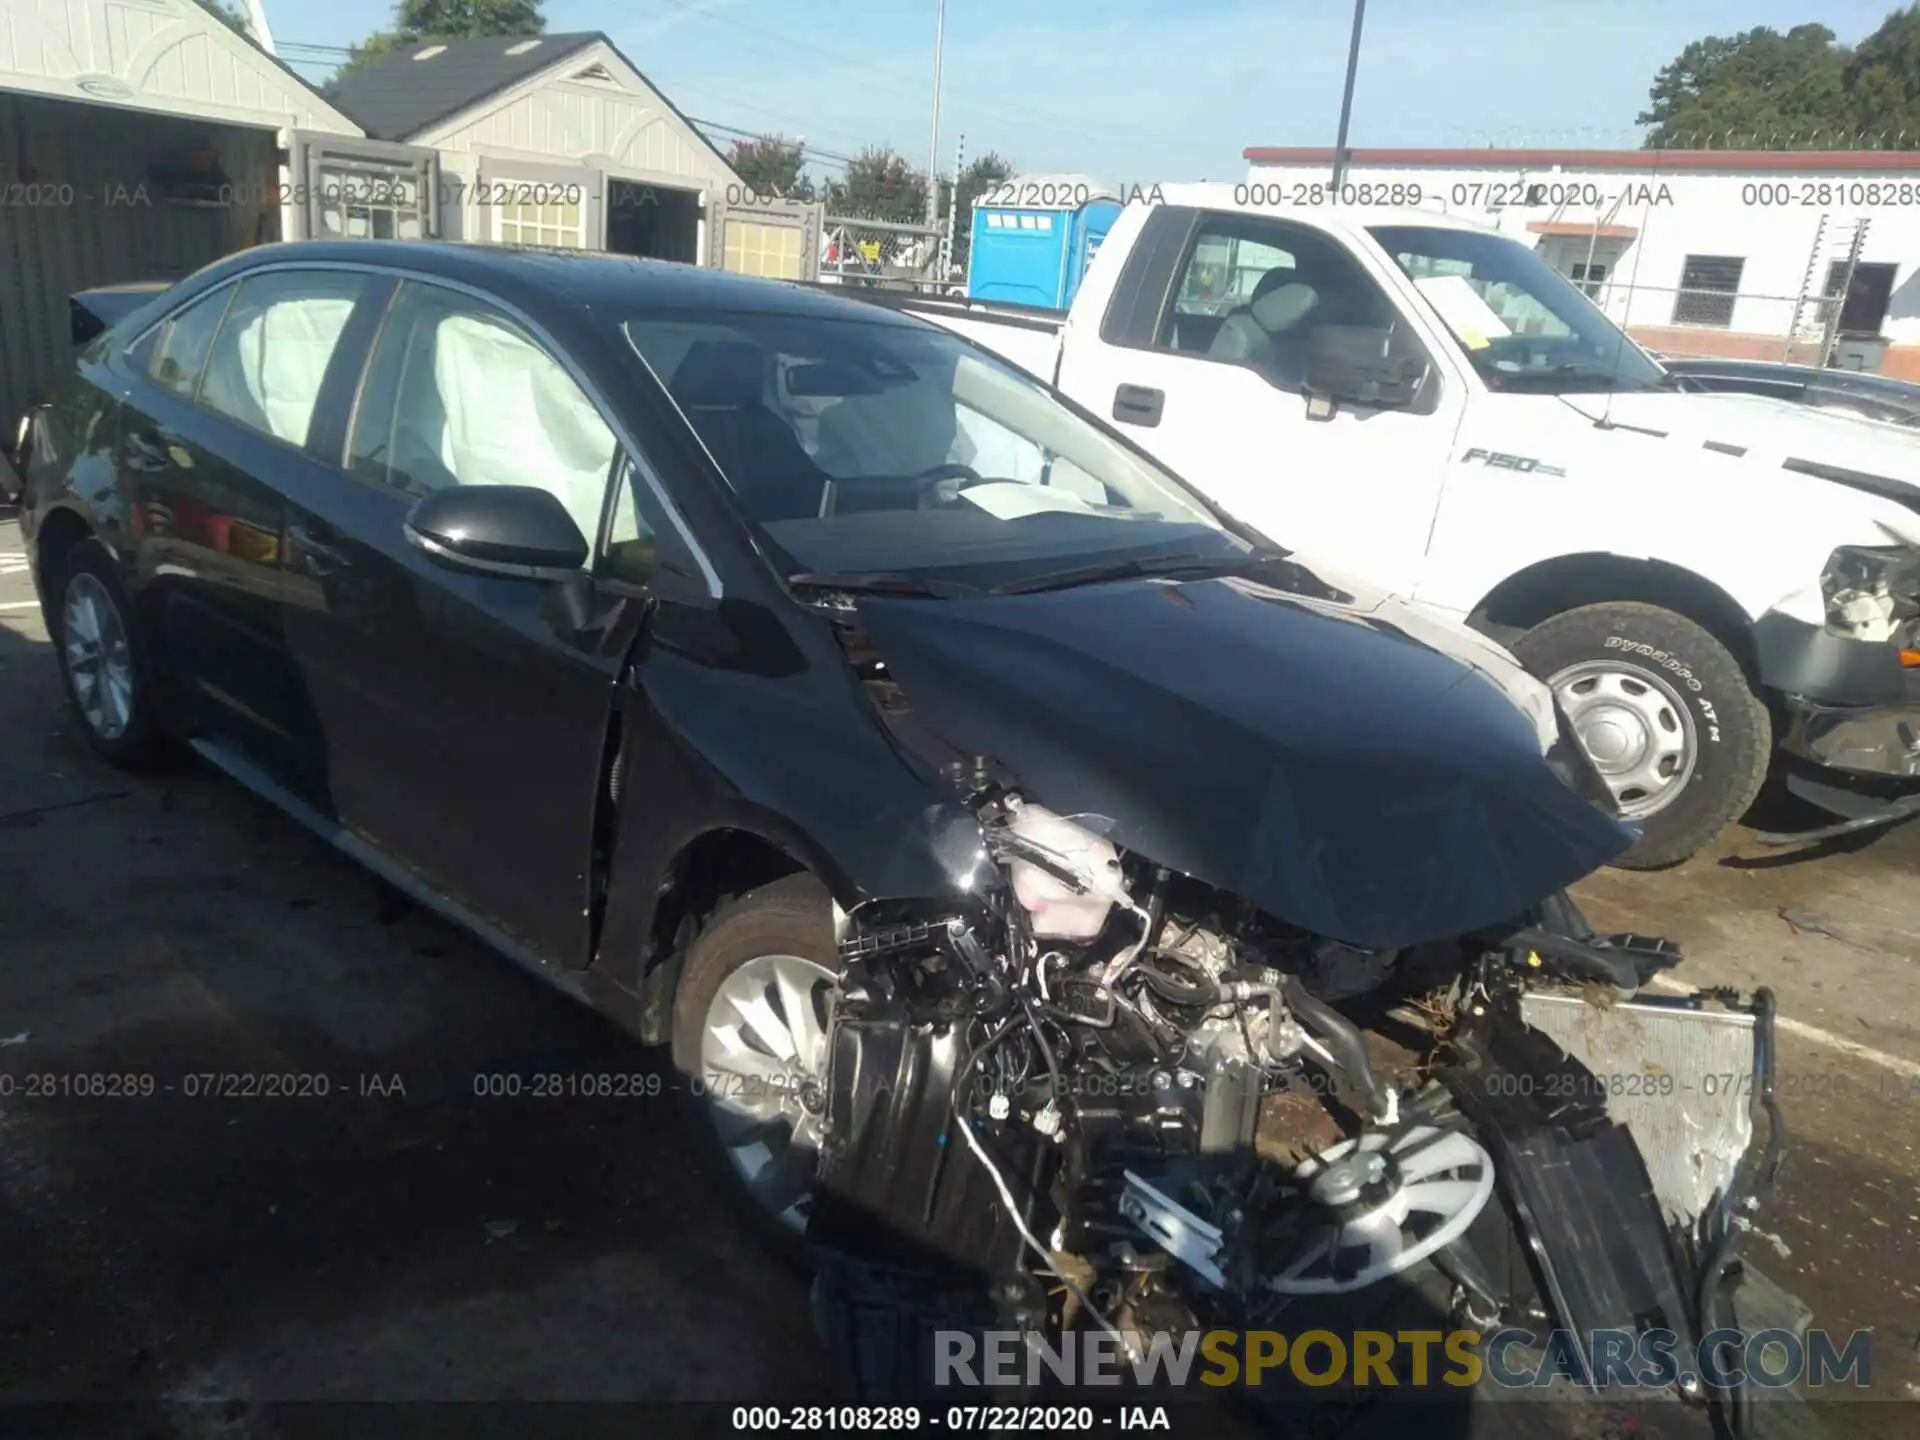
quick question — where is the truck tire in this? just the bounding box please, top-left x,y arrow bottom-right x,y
671,872 -> 838,1255
1513,602 -> 1770,869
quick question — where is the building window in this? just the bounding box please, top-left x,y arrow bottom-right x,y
1823,260 -> 1898,336
724,220 -> 806,279
1571,261 -> 1608,299
1673,255 -> 1744,328
496,199 -> 585,248
314,164 -> 427,241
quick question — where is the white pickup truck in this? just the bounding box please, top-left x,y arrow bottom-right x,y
889,183 -> 1920,866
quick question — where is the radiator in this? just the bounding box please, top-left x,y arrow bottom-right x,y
1519,991 -> 1759,1232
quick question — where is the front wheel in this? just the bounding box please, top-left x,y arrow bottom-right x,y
671,873 -> 839,1248
1513,602 -> 1771,869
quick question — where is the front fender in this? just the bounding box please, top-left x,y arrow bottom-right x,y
589,603 -> 976,1010
1422,411 -> 1920,624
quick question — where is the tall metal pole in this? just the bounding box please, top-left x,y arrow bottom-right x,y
925,0 -> 948,229
1330,0 -> 1367,193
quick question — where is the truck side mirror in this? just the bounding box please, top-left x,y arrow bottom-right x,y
1304,325 -> 1430,411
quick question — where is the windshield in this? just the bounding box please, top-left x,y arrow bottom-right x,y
622,309 -> 1256,587
1368,225 -> 1667,395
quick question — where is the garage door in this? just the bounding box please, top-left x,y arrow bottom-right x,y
0,93 -> 273,425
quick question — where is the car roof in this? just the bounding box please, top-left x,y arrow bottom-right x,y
224,239 -> 926,327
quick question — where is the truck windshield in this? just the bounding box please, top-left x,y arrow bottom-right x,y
622,310 -> 1259,587
1369,225 -> 1668,395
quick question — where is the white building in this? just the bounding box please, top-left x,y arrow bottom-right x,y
0,0 -> 366,422
0,16 -> 806,426
1243,146 -> 1920,379
323,33 -> 810,273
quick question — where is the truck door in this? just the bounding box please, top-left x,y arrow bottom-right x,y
1056,208 -> 1465,594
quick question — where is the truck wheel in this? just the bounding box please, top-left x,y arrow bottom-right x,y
671,873 -> 838,1249
1513,603 -> 1770,869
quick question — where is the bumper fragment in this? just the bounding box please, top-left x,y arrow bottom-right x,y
1777,693 -> 1920,777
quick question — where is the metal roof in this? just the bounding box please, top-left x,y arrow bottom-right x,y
323,33 -> 602,141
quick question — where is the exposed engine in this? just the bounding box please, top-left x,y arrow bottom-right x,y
810,779 -> 1783,1426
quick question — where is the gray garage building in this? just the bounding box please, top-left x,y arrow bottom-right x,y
0,0 -> 373,425
321,32 -> 816,274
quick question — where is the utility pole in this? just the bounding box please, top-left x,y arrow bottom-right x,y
1330,0 -> 1367,194
942,131 -> 965,286
925,0 -> 948,229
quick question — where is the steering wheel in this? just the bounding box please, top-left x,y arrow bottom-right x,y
913,461 -> 988,510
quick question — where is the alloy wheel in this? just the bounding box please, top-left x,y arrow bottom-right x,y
62,572 -> 135,742
698,952 -> 837,1231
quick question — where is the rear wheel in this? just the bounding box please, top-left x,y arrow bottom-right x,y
1513,602 -> 1770,869
48,540 -> 162,768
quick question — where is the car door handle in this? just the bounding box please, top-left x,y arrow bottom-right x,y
1112,384 -> 1164,427
125,429 -> 175,473
287,520 -> 352,576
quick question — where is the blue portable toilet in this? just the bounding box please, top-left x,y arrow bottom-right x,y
967,174 -> 1122,311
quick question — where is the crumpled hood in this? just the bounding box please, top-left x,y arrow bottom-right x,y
1560,391 -> 1920,503
855,571 -> 1635,950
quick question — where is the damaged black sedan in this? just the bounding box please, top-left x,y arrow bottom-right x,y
22,244 -> 1791,1429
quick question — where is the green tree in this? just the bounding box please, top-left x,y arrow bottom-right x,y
725,135 -> 810,199
827,146 -> 928,224
194,0 -> 250,34
1844,5 -> 1920,137
1639,23 -> 1851,146
336,0 -> 545,79
951,151 -> 1014,268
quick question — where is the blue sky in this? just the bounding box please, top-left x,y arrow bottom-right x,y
270,1 -> 1906,182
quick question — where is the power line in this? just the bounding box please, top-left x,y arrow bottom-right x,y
657,78 -> 906,153
686,116 -> 859,166
646,0 -> 1125,152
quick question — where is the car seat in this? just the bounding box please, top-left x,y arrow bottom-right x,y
671,341 -> 827,521
1208,270 -> 1320,371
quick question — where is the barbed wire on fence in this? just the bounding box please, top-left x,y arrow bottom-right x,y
1435,126 -> 1920,151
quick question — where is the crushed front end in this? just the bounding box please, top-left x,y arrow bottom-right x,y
805,783 -> 1790,1433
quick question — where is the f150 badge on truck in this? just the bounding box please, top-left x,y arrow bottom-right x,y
1460,447 -> 1568,477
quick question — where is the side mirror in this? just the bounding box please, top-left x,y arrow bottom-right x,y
1304,325 -> 1430,410
404,485 -> 589,580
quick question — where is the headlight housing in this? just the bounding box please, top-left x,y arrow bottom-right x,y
1819,545 -> 1920,643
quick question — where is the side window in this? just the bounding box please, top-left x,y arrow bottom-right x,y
348,282 -> 618,546
147,288 -> 234,399
197,271 -> 369,447
599,457 -> 660,585
1156,217 -> 1410,393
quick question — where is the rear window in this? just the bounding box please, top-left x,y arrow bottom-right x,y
148,287 -> 234,400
